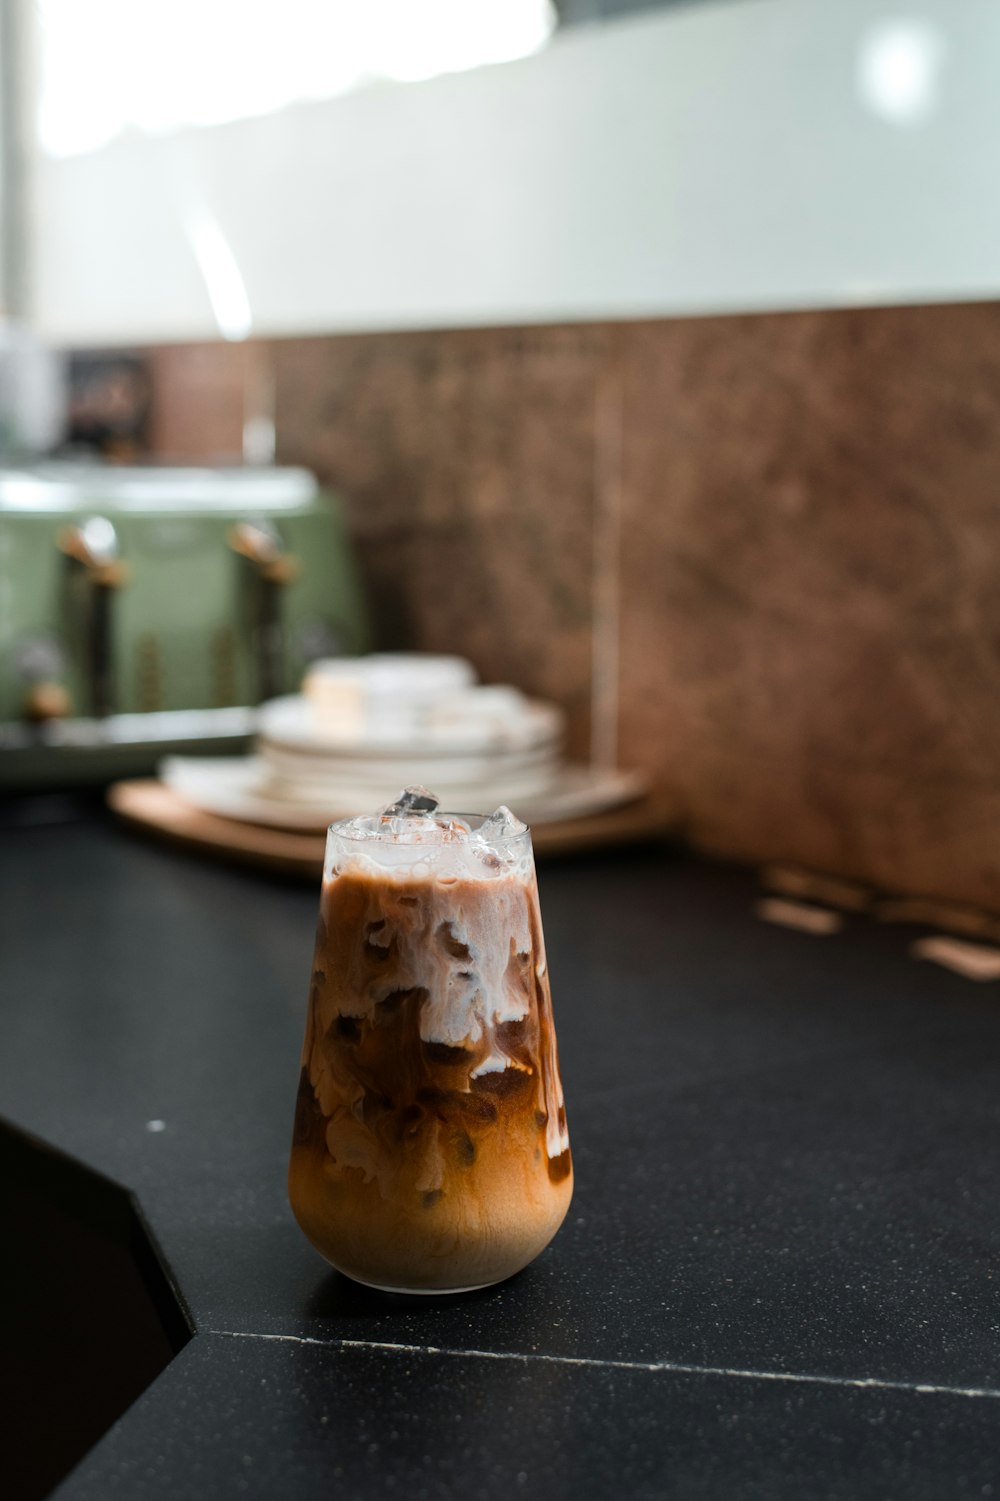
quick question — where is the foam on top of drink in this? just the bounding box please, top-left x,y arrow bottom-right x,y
327,787 -> 532,881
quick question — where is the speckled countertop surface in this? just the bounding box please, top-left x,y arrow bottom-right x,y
2,803 -> 999,1499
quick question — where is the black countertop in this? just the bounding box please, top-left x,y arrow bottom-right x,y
3,804 -> 1000,1498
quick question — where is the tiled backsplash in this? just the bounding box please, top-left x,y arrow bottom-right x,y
142,302 -> 1000,909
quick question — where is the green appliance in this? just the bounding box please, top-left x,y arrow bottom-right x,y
0,464 -> 369,789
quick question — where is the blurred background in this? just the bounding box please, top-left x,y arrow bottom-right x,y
3,0 -> 1000,905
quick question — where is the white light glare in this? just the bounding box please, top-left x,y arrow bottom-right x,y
37,0 -> 557,158
856,17 -> 946,126
186,215 -> 253,342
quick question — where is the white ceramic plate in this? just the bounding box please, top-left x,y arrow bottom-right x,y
259,739 -> 559,790
161,755 -> 646,831
258,694 -> 563,756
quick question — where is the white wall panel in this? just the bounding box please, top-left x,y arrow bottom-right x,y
30,0 -> 1000,343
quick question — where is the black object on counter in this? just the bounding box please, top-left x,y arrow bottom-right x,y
1,812 -> 999,1499
1,1124 -> 191,1501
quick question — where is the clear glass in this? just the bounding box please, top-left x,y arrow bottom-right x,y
288,809 -> 572,1293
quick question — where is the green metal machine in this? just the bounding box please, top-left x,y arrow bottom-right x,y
0,464 -> 369,788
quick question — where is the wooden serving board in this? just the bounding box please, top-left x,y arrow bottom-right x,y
108,779 -> 670,880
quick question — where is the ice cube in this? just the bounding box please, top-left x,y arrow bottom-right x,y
478,806 -> 528,841
376,787 -> 472,844
468,807 -> 529,870
378,786 -> 440,839
382,786 -> 440,818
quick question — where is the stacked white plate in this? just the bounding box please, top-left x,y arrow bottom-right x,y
162,654 -> 644,829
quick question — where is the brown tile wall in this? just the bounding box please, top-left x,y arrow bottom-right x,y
616,305 -> 1000,909
271,328 -> 606,759
147,341 -> 252,461
143,301 -> 1000,909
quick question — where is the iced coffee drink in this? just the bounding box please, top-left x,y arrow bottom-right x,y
288,787 -> 572,1293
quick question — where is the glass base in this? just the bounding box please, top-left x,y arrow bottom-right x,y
347,1273 -> 496,1296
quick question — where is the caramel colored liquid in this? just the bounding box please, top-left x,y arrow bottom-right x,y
288,866 -> 572,1291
